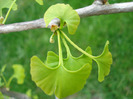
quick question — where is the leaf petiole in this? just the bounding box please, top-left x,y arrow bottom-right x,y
57,30 -> 63,65
61,33 -> 71,57
61,31 -> 95,59
6,76 -> 14,88
0,73 -> 7,86
3,0 -> 17,24
59,19 -> 65,30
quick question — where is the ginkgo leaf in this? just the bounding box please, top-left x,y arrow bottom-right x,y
94,41 -> 113,82
0,0 -> 17,16
61,31 -> 113,82
12,64 -> 25,84
63,47 -> 92,71
30,47 -> 92,98
44,4 -> 80,34
35,0 -> 44,5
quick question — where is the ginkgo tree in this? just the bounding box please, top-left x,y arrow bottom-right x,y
0,0 -> 133,99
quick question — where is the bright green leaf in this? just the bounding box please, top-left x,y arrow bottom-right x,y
44,4 -> 80,34
94,41 -> 113,82
35,0 -> 44,5
12,64 -> 25,84
63,47 -> 92,71
30,47 -> 92,98
0,0 -> 17,16
0,92 -> 4,99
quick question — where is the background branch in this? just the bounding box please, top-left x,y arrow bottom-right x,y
0,1 -> 133,34
0,88 -> 30,99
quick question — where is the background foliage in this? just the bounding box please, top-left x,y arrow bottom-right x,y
0,0 -> 133,99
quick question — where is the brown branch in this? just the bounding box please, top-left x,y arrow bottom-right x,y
0,1 -> 133,34
0,88 -> 30,99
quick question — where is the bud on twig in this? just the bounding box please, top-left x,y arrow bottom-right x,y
50,36 -> 55,43
49,33 -> 55,43
51,24 -> 58,32
0,16 -> 4,24
94,0 -> 108,5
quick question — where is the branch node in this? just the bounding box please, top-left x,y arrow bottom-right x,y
93,0 -> 108,5
93,0 -> 103,5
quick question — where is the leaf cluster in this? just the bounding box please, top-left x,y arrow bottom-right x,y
30,3 -> 113,98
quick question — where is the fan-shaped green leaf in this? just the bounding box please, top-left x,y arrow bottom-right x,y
0,0 -> 17,16
35,0 -> 44,5
63,47 -> 92,71
44,4 -> 80,34
94,41 -> 113,82
12,64 -> 25,84
30,47 -> 92,98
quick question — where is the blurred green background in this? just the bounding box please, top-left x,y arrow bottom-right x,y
0,0 -> 133,99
